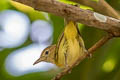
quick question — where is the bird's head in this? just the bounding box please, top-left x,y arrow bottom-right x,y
33,45 -> 56,65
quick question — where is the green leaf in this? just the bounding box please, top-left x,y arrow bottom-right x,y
0,0 -> 10,11
10,1 -> 47,21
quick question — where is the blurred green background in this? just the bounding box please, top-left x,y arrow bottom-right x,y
0,0 -> 120,80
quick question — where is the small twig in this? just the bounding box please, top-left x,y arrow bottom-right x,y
53,33 -> 113,80
99,0 -> 120,19
88,33 -> 113,54
71,0 -> 120,19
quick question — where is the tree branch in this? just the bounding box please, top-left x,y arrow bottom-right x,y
88,33 -> 113,53
13,0 -> 120,36
70,0 -> 120,19
12,0 -> 120,80
53,33 -> 113,80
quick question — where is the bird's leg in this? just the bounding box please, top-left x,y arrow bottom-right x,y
85,49 -> 92,58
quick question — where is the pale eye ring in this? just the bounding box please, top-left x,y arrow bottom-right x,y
45,51 -> 49,55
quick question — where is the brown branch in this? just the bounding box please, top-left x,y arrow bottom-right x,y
53,33 -> 113,80
13,0 -> 120,36
88,33 -> 113,53
70,0 -> 120,19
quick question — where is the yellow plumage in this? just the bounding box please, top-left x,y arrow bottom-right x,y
33,21 -> 86,68
55,21 -> 85,68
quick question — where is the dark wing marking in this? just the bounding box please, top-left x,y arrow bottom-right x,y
75,23 -> 82,36
54,32 -> 64,62
75,22 -> 88,53
63,37 -> 68,67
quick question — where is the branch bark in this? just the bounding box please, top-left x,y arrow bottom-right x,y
13,0 -> 120,36
70,0 -> 120,19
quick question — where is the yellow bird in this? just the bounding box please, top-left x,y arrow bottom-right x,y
33,20 -> 87,68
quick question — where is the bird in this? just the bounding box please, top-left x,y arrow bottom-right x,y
33,20 -> 87,68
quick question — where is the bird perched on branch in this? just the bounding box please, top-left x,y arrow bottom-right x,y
33,20 -> 87,68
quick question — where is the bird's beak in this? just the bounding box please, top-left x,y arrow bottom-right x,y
33,58 -> 43,65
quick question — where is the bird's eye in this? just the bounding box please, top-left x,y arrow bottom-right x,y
45,51 -> 49,55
